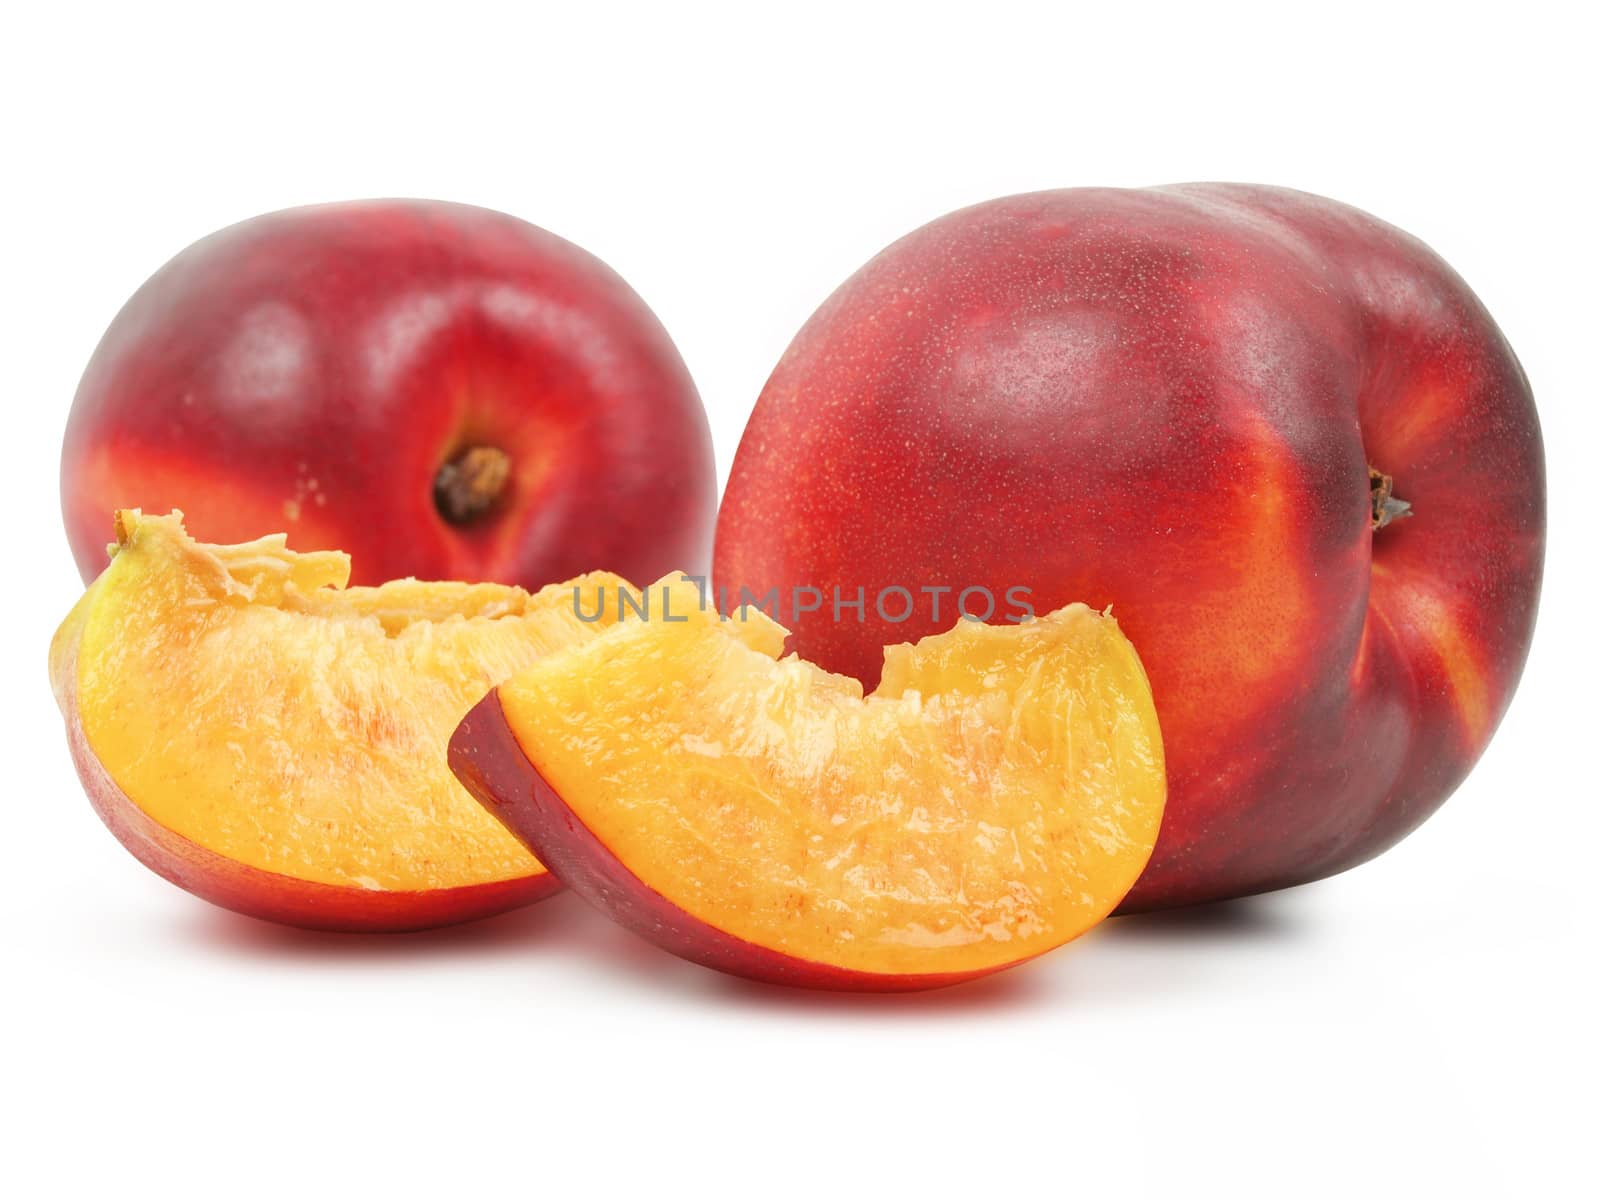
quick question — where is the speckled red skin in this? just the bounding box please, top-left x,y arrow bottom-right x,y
62,199 -> 715,588
450,692 -> 1003,990
55,652 -> 559,932
715,185 -> 1545,911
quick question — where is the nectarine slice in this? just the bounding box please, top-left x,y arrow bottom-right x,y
50,510 -> 631,931
451,579 -> 1166,989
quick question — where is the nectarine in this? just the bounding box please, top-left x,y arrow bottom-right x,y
51,511 -> 628,931
715,184 -> 1545,910
450,578 -> 1165,990
61,200 -> 715,591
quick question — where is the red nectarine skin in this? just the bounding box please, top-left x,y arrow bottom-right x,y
449,692 -> 985,990
715,185 -> 1545,910
58,656 -> 560,933
62,199 -> 715,589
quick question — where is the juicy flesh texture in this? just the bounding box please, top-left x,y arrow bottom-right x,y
52,511 -> 625,892
496,581 -> 1165,978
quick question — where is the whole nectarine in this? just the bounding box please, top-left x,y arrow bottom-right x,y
715,185 -> 1545,910
61,199 -> 714,588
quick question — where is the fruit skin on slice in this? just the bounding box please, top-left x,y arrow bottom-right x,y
56,684 -> 552,931
450,579 -> 1165,990
452,691 -> 972,990
50,510 -> 629,932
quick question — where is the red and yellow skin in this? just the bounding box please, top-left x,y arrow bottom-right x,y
62,199 -> 715,590
715,184 -> 1545,910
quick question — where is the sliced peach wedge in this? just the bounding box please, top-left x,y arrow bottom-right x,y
450,578 -> 1167,990
50,510 -> 635,931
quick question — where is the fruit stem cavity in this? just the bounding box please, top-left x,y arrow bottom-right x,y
435,446 -> 512,525
1369,467 -> 1412,531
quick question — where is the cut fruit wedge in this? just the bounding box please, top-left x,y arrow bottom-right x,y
450,577 -> 1166,990
50,510 -> 634,931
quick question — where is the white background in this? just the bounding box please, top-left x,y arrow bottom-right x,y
4,3 -> 1594,1196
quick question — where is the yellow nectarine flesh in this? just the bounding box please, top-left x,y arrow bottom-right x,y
483,579 -> 1166,983
50,510 -> 628,926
